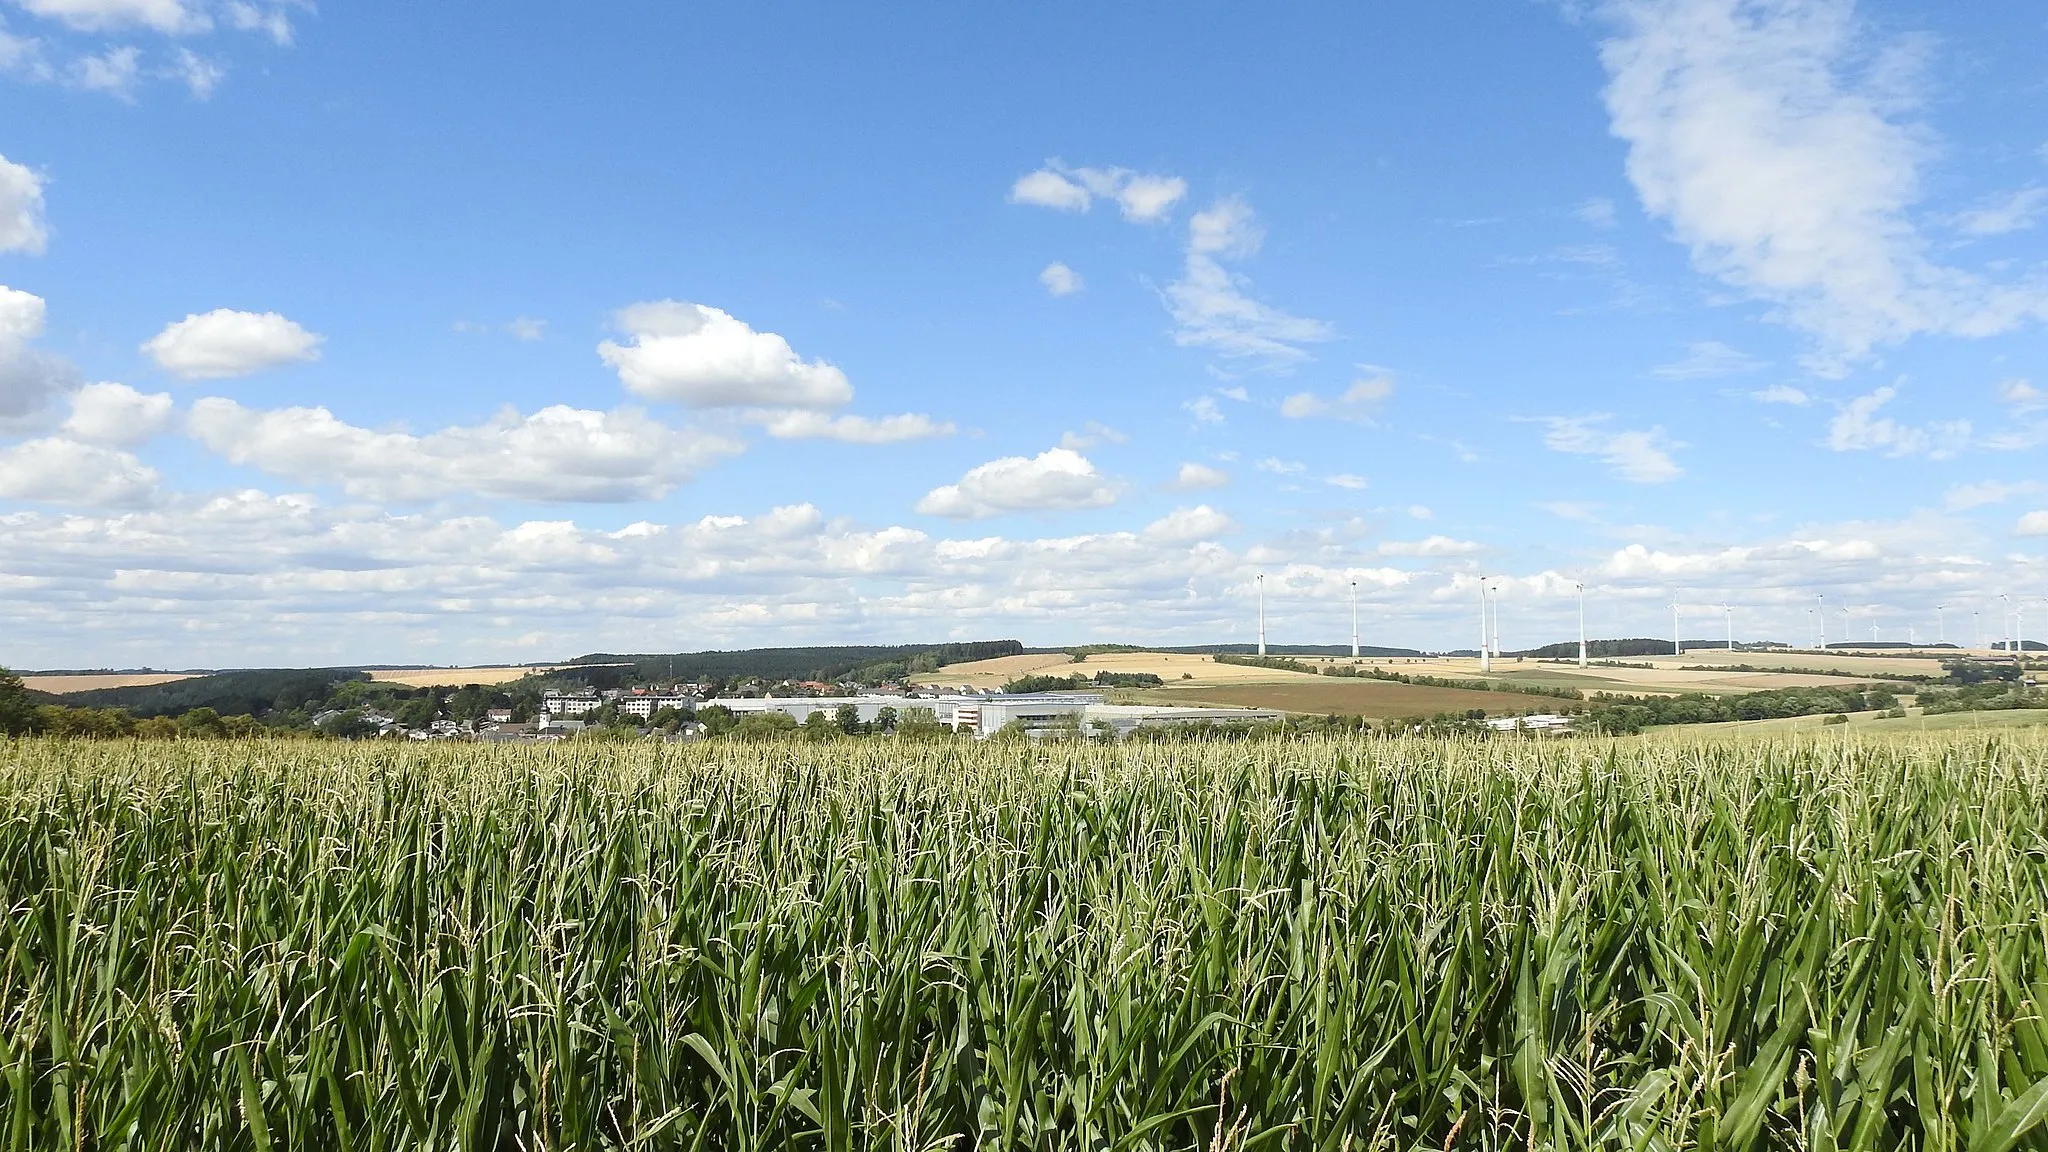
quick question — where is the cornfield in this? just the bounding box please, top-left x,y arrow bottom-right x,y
3,733 -> 2047,1149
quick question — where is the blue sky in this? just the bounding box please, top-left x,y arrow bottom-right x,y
2,0 -> 2046,667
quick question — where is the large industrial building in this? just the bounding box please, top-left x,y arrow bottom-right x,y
712,692 -> 1283,738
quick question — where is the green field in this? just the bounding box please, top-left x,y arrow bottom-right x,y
4,734 -> 2048,1148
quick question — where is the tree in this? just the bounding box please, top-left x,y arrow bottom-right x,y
396,695 -> 439,729
732,711 -> 798,740
803,711 -> 839,741
178,708 -> 228,738
698,704 -> 737,736
874,706 -> 898,733
0,668 -> 40,736
834,702 -> 863,735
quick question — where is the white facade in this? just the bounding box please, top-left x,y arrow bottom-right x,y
1483,713 -> 1574,733
698,692 -> 1286,738
615,695 -> 697,719
541,693 -> 602,717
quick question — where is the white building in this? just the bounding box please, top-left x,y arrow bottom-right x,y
541,692 -> 602,717
615,695 -> 697,719
1483,713 -> 1574,734
704,692 -> 1282,738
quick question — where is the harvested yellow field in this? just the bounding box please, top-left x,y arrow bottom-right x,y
20,673 -> 199,694
365,666 -> 556,688
916,651 -> 1327,690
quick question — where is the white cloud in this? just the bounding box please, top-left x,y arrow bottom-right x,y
13,0 -> 206,34
1408,505 -> 1434,520
1577,196 -> 1619,228
1280,373 -> 1395,421
1825,385 -> 1970,458
1377,535 -> 1483,557
0,284 -> 75,419
1997,378 -> 2043,412
1324,474 -> 1369,490
1255,457 -> 1305,475
1539,415 -> 1683,483
1750,384 -> 1811,405
67,43 -> 137,96
186,398 -> 743,503
915,447 -> 1119,519
1165,197 -> 1334,368
1650,340 -> 1764,380
1143,504 -> 1233,543
1944,480 -> 2044,512
1058,422 -> 1126,451
1952,187 -> 2048,237
1008,162 -> 1187,222
1038,261 -> 1082,296
506,316 -> 546,341
2018,511 -> 2048,536
142,308 -> 322,378
0,436 -> 156,506
1173,462 -> 1229,490
760,410 -> 955,444
1183,395 -> 1224,425
0,153 -> 47,255
168,45 -> 218,97
598,301 -> 852,410
223,0 -> 291,44
1599,0 -> 2048,371
61,381 -> 172,445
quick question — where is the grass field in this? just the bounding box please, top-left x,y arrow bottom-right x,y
4,733 -> 2047,1148
1147,679 -> 1550,718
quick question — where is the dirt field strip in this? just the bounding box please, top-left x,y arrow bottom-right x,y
1146,679 -> 1554,719
364,666 -> 559,688
19,673 -> 200,693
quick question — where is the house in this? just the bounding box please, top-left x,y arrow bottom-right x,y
540,692 -> 602,717
1483,713 -> 1575,734
483,708 -> 514,724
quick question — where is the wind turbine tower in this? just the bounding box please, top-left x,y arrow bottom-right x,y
1478,577 -> 1492,673
1672,598 -> 1682,657
1936,603 -> 1946,647
1817,594 -> 1827,650
1576,581 -> 1588,669
1256,574 -> 1267,657
1489,580 -> 1502,660
1349,580 -> 1359,659
1724,603 -> 1734,651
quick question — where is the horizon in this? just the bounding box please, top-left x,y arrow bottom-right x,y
2,1 -> 2046,668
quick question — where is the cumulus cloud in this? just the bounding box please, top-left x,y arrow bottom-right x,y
142,308 -> 322,378
168,45 -> 219,96
1255,457 -> 1305,475
1751,384 -> 1811,405
1324,474 -> 1369,490
186,398 -> 744,503
915,447 -> 1120,519
1173,462 -> 1229,490
1599,0 -> 2048,371
1650,340 -> 1764,380
1280,373 -> 1395,421
598,301 -> 852,410
1377,536 -> 1483,557
1998,378 -> 2043,412
1576,197 -> 1619,228
2018,511 -> 2048,536
1538,415 -> 1683,482
1408,505 -> 1434,520
1008,162 -> 1187,222
67,43 -> 138,95
13,0 -> 207,34
1038,261 -> 1082,296
1952,187 -> 2048,237
1143,504 -> 1233,543
0,284 -> 75,419
1183,396 -> 1224,425
1944,480 -> 2044,512
1165,198 -> 1333,368
0,153 -> 47,255
760,410 -> 955,444
61,381 -> 173,444
0,436 -> 157,506
1825,385 -> 1970,458
1057,422 -> 1126,451
506,316 -> 546,341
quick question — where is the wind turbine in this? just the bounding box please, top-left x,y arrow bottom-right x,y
1477,575 -> 1492,673
2002,593 -> 2013,661
1349,580 -> 1359,659
1973,609 -> 1981,651
1806,607 -> 1816,649
1671,596 -> 1682,657
1490,579 -> 1503,660
1256,574 -> 1267,657
1816,594 -> 1827,650
1723,602 -> 1734,651
1936,603 -> 1946,647
1576,581 -> 1588,669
